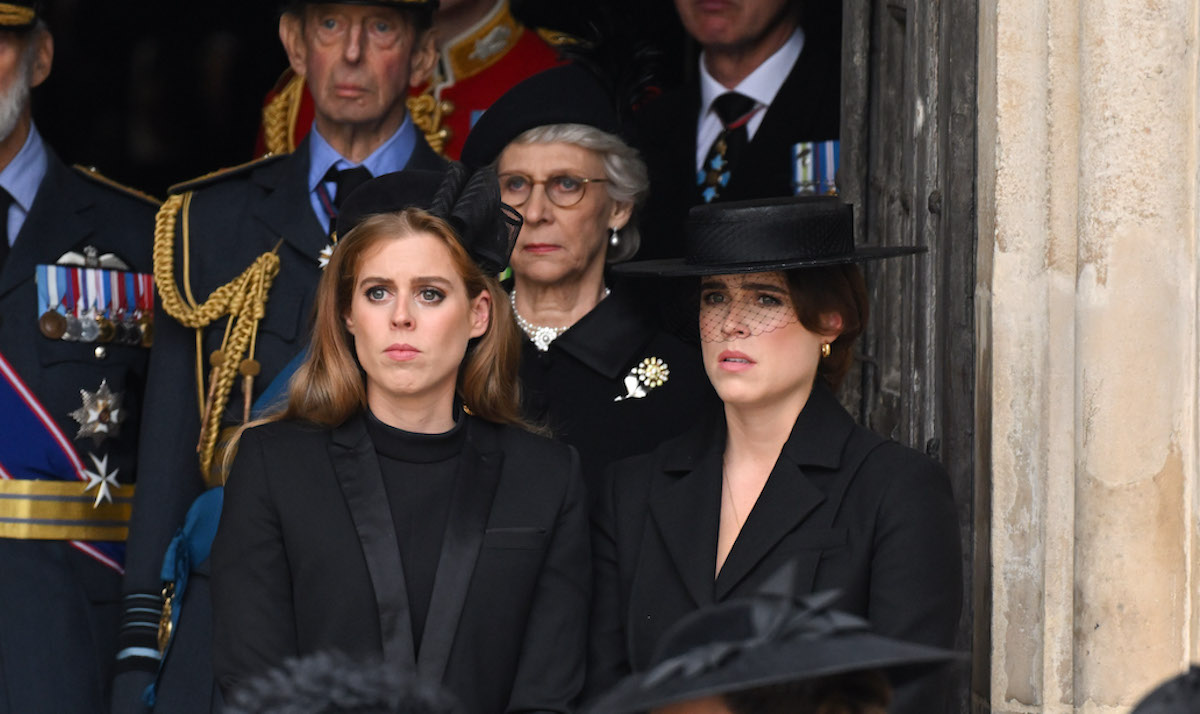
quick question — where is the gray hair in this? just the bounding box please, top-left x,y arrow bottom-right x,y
506,123 -> 650,263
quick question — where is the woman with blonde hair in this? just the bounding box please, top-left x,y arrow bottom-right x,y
211,166 -> 590,714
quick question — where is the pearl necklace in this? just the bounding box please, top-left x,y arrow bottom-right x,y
510,287 -> 609,352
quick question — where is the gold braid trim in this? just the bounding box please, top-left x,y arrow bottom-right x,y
153,193 -> 281,482
261,73 -> 305,157
0,6 -> 34,25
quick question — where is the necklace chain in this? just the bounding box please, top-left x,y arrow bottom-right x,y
510,287 -> 609,352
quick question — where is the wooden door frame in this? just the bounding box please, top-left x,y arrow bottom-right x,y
840,1 -> 983,710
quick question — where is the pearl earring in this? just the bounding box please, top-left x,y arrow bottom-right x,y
609,228 -> 620,247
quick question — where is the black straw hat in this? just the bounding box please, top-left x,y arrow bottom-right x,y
460,64 -> 626,170
616,195 -> 925,277
584,574 -> 960,714
0,1 -> 38,28
336,163 -> 521,275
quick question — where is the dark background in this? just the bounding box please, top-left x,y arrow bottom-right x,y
29,0 -> 836,197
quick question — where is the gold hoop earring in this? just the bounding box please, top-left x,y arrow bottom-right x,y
820,342 -> 831,359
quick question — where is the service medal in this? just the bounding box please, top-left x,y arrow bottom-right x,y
63,315 -> 82,341
79,311 -> 100,342
96,315 -> 115,342
38,310 -> 67,339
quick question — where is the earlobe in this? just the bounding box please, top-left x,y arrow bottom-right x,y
820,311 -> 845,338
609,200 -> 634,232
469,293 -> 491,338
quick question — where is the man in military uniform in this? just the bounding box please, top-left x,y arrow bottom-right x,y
636,0 -> 841,259
0,2 -> 160,712
258,0 -> 564,160
113,2 -> 444,712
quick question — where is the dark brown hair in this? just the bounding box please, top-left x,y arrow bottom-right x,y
785,263 -> 869,391
723,670 -> 891,714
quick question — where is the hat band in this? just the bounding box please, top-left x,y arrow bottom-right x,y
684,215 -> 855,267
0,4 -> 34,25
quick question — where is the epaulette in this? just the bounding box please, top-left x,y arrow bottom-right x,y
168,153 -> 287,195
71,165 -> 161,207
536,27 -> 582,47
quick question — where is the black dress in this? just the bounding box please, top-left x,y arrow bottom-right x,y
516,284 -> 717,499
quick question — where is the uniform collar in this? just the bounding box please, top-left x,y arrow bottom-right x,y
0,121 -> 47,213
306,117 -> 418,194
435,0 -> 523,86
548,286 -> 660,379
698,27 -> 805,119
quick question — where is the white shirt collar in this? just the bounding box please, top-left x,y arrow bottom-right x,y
698,27 -> 804,119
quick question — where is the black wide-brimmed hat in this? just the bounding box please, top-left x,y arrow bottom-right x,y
616,195 -> 925,277
460,63 -> 627,170
584,570 -> 959,714
336,163 -> 520,275
0,1 -> 38,28
287,0 -> 439,9
1132,667 -> 1200,714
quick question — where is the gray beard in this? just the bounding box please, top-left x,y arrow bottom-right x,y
0,62 -> 32,144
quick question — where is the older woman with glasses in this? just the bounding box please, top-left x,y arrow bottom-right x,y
462,64 -> 715,498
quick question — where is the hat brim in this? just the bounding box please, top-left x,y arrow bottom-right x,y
613,245 -> 927,277
585,631 -> 961,714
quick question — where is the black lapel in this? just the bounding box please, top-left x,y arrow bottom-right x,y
713,383 -> 855,600
329,415 -> 417,671
648,421 -> 723,609
416,416 -> 502,682
0,154 -> 91,301
728,37 -> 840,200
250,140 -> 328,264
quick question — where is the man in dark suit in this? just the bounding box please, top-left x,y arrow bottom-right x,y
637,0 -> 840,258
114,2 -> 446,711
0,4 -> 160,712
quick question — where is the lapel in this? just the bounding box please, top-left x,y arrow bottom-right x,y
416,415 -> 502,682
0,153 -> 91,301
731,38 -> 840,199
329,415 -> 418,671
713,383 -> 857,600
250,139 -> 327,264
405,135 -> 450,172
648,419 -> 723,609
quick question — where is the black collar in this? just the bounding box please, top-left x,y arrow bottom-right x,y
547,285 -> 659,379
660,380 -> 856,473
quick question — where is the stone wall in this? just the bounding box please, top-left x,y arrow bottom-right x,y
977,0 -> 1199,710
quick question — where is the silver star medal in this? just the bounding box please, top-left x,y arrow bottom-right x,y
82,452 -> 122,507
615,357 -> 671,402
318,244 -> 335,270
70,379 -> 125,445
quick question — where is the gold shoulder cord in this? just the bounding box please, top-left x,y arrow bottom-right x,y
153,193 -> 281,484
261,74 -> 303,157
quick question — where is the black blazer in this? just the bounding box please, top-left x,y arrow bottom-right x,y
211,414 -> 591,714
115,137 -> 447,713
587,383 -> 961,712
0,152 -> 158,714
635,34 -> 841,259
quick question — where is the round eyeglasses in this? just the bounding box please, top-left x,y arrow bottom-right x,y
498,172 -> 610,208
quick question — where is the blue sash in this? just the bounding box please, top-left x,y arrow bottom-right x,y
0,350 -> 127,571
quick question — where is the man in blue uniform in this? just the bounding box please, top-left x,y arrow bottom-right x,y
0,2 -> 161,711
113,2 -> 445,712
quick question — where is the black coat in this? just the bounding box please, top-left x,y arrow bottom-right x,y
211,414 -> 591,714
0,153 -> 158,713
635,35 -> 841,259
587,382 -> 962,712
516,285 -> 717,499
115,138 -> 447,713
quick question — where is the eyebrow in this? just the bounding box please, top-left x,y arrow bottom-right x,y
358,274 -> 455,287
739,281 -> 788,293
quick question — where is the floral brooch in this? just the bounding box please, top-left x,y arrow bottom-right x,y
615,357 -> 670,402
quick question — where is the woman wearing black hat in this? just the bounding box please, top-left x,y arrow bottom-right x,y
461,63 -> 715,498
588,196 -> 962,713
210,166 -> 590,713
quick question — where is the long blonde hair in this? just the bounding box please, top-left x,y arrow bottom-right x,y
221,210 -> 526,471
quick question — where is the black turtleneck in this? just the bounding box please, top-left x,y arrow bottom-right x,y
365,410 -> 467,654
